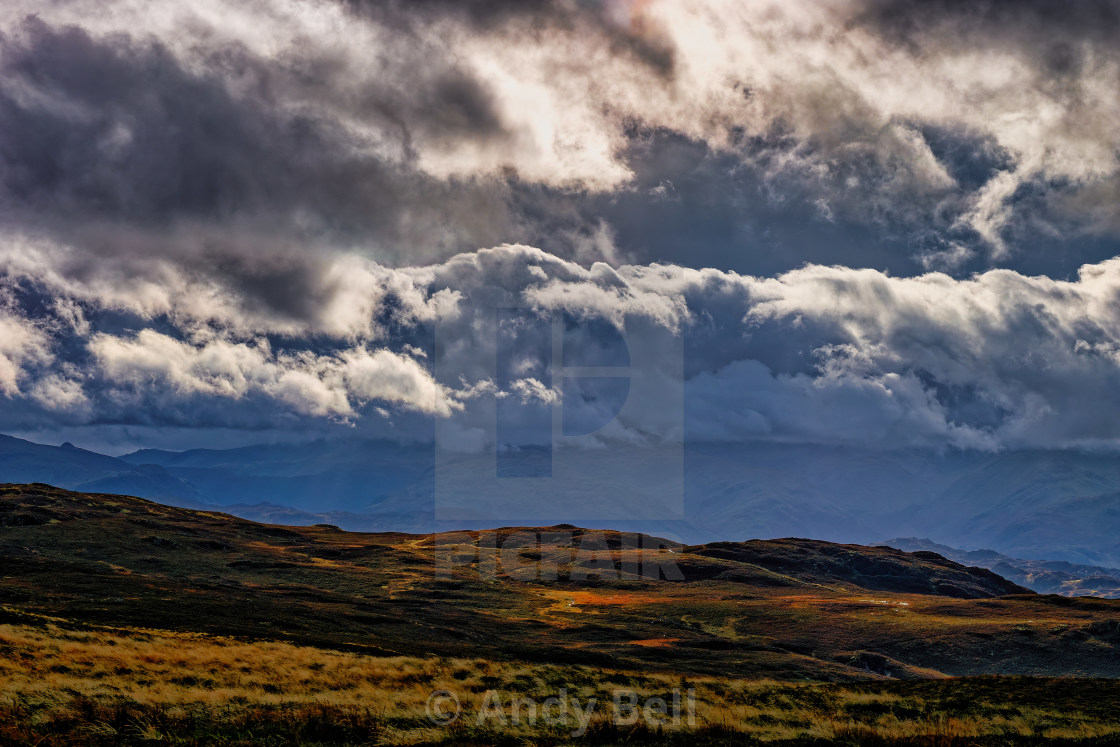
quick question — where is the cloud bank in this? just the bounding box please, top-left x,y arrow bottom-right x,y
2,0 -> 1120,452
4,243 -> 1120,452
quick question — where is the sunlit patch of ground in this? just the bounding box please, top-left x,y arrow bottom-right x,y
537,589 -> 673,614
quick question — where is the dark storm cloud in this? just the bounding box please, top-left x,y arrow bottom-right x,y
849,0 -> 1120,253
0,15 -> 523,271
1,17 -> 270,221
2,0 -> 1120,452
4,0 -> 1120,282
857,0 -> 1120,55
0,12 -> 541,327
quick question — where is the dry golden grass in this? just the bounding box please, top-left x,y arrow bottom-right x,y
3,622 -> 1120,745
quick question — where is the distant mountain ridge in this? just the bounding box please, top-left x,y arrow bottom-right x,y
885,538 -> 1120,599
0,434 -> 204,504
5,433 -> 1120,566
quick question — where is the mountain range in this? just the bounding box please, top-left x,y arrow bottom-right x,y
884,537 -> 1120,599
4,433 -> 1120,569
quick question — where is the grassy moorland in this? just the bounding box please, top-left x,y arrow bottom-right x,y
3,483 -> 1120,745
3,620 -> 1120,746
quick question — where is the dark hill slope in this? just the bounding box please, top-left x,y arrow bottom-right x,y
2,483 -> 1120,681
685,538 -> 1031,598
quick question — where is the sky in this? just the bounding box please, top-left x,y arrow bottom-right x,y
2,0 -> 1120,455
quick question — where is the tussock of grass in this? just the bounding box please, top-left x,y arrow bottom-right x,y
2,623 -> 1120,745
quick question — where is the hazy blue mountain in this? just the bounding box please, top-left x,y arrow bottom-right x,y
900,451 -> 1120,565
5,433 -> 1120,562
679,443 -> 980,544
0,434 -> 202,504
121,440 -> 434,514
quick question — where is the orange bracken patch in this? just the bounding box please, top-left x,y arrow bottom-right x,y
628,638 -> 680,648
538,589 -> 673,614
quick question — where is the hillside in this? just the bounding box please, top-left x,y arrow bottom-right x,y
4,483 -> 1120,683
684,539 -> 1029,598
7,483 -> 1120,744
